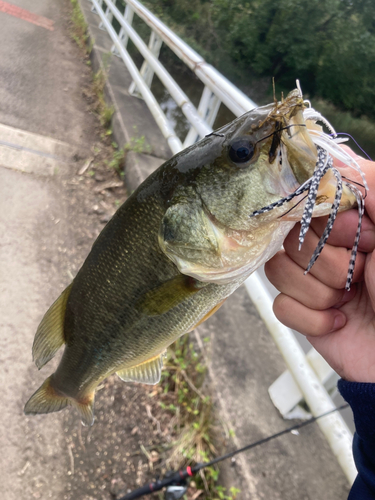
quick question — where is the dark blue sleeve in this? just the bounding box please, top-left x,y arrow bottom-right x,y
338,380 -> 375,499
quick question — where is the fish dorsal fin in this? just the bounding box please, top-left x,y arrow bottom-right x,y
32,284 -> 72,369
117,354 -> 164,385
136,275 -> 205,316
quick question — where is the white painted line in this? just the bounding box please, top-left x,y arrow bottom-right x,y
0,123 -> 78,176
0,123 -> 77,158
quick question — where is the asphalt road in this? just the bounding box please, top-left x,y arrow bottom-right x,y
0,1 -> 94,497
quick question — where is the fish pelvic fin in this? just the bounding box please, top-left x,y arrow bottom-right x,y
24,375 -> 95,426
32,283 -> 72,369
24,375 -> 70,416
71,395 -> 95,427
117,354 -> 164,385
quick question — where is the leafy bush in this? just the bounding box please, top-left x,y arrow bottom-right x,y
143,0 -> 375,118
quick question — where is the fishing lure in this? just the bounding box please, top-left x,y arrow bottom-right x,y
250,107 -> 366,291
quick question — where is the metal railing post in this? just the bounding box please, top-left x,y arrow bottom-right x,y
97,0 -> 211,139
99,3 -> 114,30
129,31 -> 163,97
244,273 -> 357,483
184,85 -> 221,147
111,4 -> 134,57
91,0 -> 183,154
91,0 -> 103,14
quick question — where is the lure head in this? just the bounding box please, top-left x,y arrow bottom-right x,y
158,89 -> 359,283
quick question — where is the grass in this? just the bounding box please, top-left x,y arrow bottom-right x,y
69,0 -> 89,51
107,128 -> 152,177
154,336 -> 240,500
108,147 -> 126,176
92,68 -> 115,128
69,1 -> 114,129
124,126 -> 152,154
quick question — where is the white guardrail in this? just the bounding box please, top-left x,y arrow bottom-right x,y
88,0 -> 356,482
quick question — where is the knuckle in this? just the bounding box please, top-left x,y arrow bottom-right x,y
330,269 -> 347,289
265,252 -> 284,282
273,294 -> 292,324
312,288 -> 341,310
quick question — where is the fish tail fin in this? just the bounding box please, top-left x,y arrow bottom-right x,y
24,376 -> 95,426
24,375 -> 70,416
32,284 -> 72,369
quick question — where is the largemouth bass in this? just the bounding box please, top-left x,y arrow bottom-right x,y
24,89 -> 364,425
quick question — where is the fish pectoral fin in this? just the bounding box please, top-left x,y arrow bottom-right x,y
117,354 -> 164,385
136,275 -> 204,316
32,284 -> 73,369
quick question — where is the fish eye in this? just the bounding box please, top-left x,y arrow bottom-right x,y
228,138 -> 255,165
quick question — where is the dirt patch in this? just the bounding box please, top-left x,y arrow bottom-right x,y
62,379 -> 162,500
61,358 -> 222,500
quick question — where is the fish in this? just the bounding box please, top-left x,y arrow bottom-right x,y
24,88 -> 365,425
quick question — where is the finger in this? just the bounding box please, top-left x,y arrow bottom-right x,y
332,147 -> 375,222
310,212 -> 375,253
265,251 -> 355,310
333,147 -> 373,176
365,252 -> 375,313
273,293 -> 347,337
283,224 -> 366,289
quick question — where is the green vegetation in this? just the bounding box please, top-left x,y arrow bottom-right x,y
142,0 -> 375,120
91,51 -> 115,129
108,146 -> 125,175
69,1 -> 114,129
69,0 -> 89,50
124,127 -> 152,154
92,69 -> 114,127
158,336 -> 240,499
107,130 -> 152,177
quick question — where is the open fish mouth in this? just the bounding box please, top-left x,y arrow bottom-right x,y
250,85 -> 367,291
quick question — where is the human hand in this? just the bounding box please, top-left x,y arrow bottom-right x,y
265,151 -> 375,383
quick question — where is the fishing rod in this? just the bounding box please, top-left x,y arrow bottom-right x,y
118,403 -> 350,500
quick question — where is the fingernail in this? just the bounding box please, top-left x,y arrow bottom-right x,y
332,313 -> 346,332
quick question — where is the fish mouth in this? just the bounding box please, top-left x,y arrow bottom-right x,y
255,91 -> 363,223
